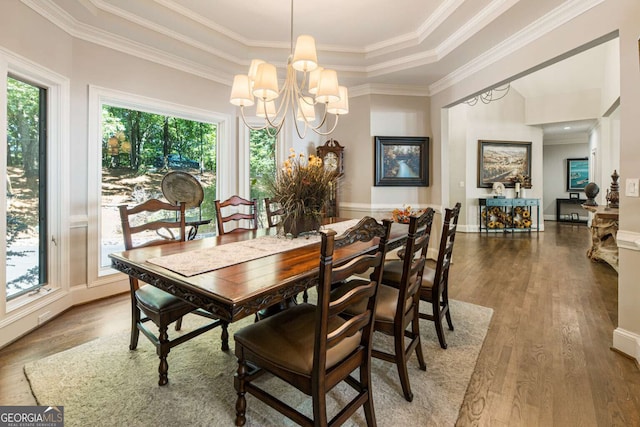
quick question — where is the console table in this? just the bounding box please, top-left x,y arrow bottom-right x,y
479,198 -> 540,233
556,198 -> 588,223
583,205 -> 619,272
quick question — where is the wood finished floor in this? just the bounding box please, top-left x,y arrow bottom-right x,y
1,221 -> 638,426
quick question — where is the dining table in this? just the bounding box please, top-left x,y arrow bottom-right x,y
108,218 -> 408,323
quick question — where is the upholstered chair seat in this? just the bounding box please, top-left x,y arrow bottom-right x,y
134,285 -> 195,320
234,303 -> 362,375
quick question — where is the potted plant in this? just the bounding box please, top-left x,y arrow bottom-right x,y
267,148 -> 338,237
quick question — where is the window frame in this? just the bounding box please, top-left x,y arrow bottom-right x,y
87,85 -> 231,284
0,49 -> 70,315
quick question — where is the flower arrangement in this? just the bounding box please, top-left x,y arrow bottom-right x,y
267,148 -> 337,235
509,173 -> 531,188
391,205 -> 425,224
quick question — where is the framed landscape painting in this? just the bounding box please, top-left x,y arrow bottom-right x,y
477,140 -> 532,188
566,157 -> 589,191
374,136 -> 429,186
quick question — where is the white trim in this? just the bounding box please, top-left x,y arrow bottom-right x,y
617,230 -> 640,251
23,0 -> 603,95
0,47 -> 72,347
429,0 -> 605,95
349,84 -> 430,98
87,85 -> 231,284
613,327 -> 640,365
22,0 -> 231,86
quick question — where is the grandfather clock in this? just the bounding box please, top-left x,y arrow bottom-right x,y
317,139 -> 344,218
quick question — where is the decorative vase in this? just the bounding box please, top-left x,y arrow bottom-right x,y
281,212 -> 321,237
584,182 -> 600,206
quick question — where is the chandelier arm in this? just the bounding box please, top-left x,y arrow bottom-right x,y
239,107 -> 270,131
312,114 -> 340,136
292,113 -> 308,139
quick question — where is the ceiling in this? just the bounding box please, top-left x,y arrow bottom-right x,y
24,0 -> 610,138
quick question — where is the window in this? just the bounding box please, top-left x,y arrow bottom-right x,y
249,129 -> 277,225
88,86 -> 228,281
5,76 -> 47,300
1,52 -> 69,322
99,106 -> 218,268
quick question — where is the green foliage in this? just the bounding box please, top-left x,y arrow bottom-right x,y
6,77 -> 40,175
101,105 -> 217,172
249,129 -> 277,201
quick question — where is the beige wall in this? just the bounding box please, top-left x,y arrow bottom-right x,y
332,94 -> 432,218
447,88 -> 545,230
431,0 -> 640,361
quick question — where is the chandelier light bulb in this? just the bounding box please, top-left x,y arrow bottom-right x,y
252,63 -> 279,101
327,86 -> 349,115
229,75 -> 254,107
296,96 -> 316,122
308,67 -> 324,95
315,69 -> 340,104
247,59 -> 265,88
292,35 -> 318,72
256,99 -> 276,118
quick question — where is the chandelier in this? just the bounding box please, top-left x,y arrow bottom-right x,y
229,0 -> 348,138
464,84 -> 510,106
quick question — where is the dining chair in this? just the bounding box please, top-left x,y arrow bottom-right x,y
334,208 -> 435,402
214,195 -> 258,235
119,198 -> 229,386
233,217 -> 392,426
264,197 -> 285,228
419,202 -> 461,349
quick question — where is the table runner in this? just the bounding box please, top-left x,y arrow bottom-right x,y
147,219 -> 360,277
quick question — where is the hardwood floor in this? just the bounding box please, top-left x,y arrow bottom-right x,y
454,221 -> 640,426
1,221 -> 639,426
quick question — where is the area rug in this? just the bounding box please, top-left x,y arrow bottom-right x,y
24,300 -> 492,427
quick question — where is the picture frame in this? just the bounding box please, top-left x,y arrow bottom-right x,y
569,192 -> 580,199
566,157 -> 589,191
374,136 -> 429,186
477,140 -> 531,188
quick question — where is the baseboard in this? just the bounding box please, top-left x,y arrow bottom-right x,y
613,327 -> 640,368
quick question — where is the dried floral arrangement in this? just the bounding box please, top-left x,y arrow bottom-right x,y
266,148 -> 337,225
509,173 -> 531,188
391,205 -> 425,224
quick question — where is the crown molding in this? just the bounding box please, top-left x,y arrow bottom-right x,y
22,0 -> 605,91
349,84 -> 430,98
87,0 -> 240,64
21,0 -> 232,86
429,0 -> 605,95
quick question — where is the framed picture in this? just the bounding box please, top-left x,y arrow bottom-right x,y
566,158 -> 589,191
569,192 -> 580,199
477,140 -> 531,188
374,136 -> 429,186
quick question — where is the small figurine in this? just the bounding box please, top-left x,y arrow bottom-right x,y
606,170 -> 619,208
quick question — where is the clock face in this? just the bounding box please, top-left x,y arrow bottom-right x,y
323,152 -> 338,172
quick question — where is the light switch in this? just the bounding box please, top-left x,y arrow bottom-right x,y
626,178 -> 640,197
459,181 -> 465,188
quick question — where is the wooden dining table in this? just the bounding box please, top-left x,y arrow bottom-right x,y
108,219 -> 408,323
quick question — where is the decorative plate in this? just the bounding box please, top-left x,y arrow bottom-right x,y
161,171 -> 204,209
